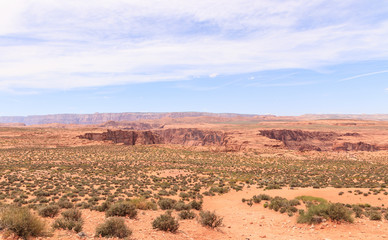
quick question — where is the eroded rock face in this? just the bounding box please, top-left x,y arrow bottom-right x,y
259,129 -> 338,144
333,142 -> 379,151
259,129 -> 337,151
259,129 -> 379,152
79,130 -> 162,145
79,128 -> 226,147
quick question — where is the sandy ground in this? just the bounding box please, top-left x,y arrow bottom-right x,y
2,187 -> 384,240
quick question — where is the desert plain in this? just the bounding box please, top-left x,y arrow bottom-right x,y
0,113 -> 387,240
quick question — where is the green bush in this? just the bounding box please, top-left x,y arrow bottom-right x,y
52,208 -> 83,233
327,203 -> 353,222
129,198 -> 157,210
152,211 -> 179,232
0,205 -> 46,239
352,205 -> 363,218
38,205 -> 60,218
256,194 -> 272,201
58,199 -> 74,209
368,210 -> 382,221
61,208 -> 82,221
269,197 -> 289,212
105,202 -> 137,218
189,200 -> 203,210
252,195 -> 261,203
96,217 -> 132,238
174,201 -> 191,211
298,203 -> 353,224
96,201 -> 111,212
199,211 -> 223,228
179,210 -> 196,220
158,198 -> 177,210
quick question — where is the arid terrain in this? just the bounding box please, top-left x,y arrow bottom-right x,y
0,114 -> 387,240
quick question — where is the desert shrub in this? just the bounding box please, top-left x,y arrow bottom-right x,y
129,198 -> 157,210
95,217 -> 131,238
352,205 -> 363,218
199,211 -> 223,228
179,210 -> 196,219
174,201 -> 191,211
298,203 -> 353,224
189,200 -> 203,210
52,208 -> 83,233
265,184 -> 282,190
158,198 -> 177,210
289,199 -> 300,206
257,194 -> 272,201
368,210 -> 382,221
209,186 -> 229,194
0,205 -> 46,239
61,208 -> 82,221
152,211 -> 179,232
96,201 -> 111,212
252,195 -> 261,203
327,203 -> 353,222
38,205 -> 60,218
58,199 -> 74,209
296,196 -> 327,204
269,197 -> 289,212
106,202 -> 137,218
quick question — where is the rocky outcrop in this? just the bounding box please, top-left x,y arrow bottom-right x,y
79,128 -> 226,147
156,128 -> 225,146
79,130 -> 162,145
259,129 -> 338,144
333,142 -> 379,151
259,129 -> 379,152
298,144 -> 322,152
259,129 -> 337,151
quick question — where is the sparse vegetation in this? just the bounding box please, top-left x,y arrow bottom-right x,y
199,211 -> 223,228
0,205 -> 46,239
105,202 -> 138,218
152,211 -> 179,233
179,210 -> 196,219
38,205 -> 60,218
96,217 -> 132,238
298,202 -> 353,224
53,208 -> 83,233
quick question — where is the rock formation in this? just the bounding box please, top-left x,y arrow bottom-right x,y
333,142 -> 379,151
259,129 -> 380,152
79,128 -> 227,148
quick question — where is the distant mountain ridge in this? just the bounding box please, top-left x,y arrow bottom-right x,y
300,114 -> 388,121
0,112 -> 256,125
0,112 -> 387,125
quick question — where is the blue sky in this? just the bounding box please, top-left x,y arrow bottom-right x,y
0,0 -> 387,116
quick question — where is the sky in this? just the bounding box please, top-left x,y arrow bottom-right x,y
0,0 -> 387,116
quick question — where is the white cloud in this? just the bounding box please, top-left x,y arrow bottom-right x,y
0,0 -> 388,91
339,70 -> 388,81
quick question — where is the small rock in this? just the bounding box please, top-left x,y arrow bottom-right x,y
77,232 -> 87,238
260,235 -> 266,238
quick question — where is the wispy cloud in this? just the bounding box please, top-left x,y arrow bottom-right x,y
246,81 -> 316,87
0,0 -> 388,91
339,70 -> 388,81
